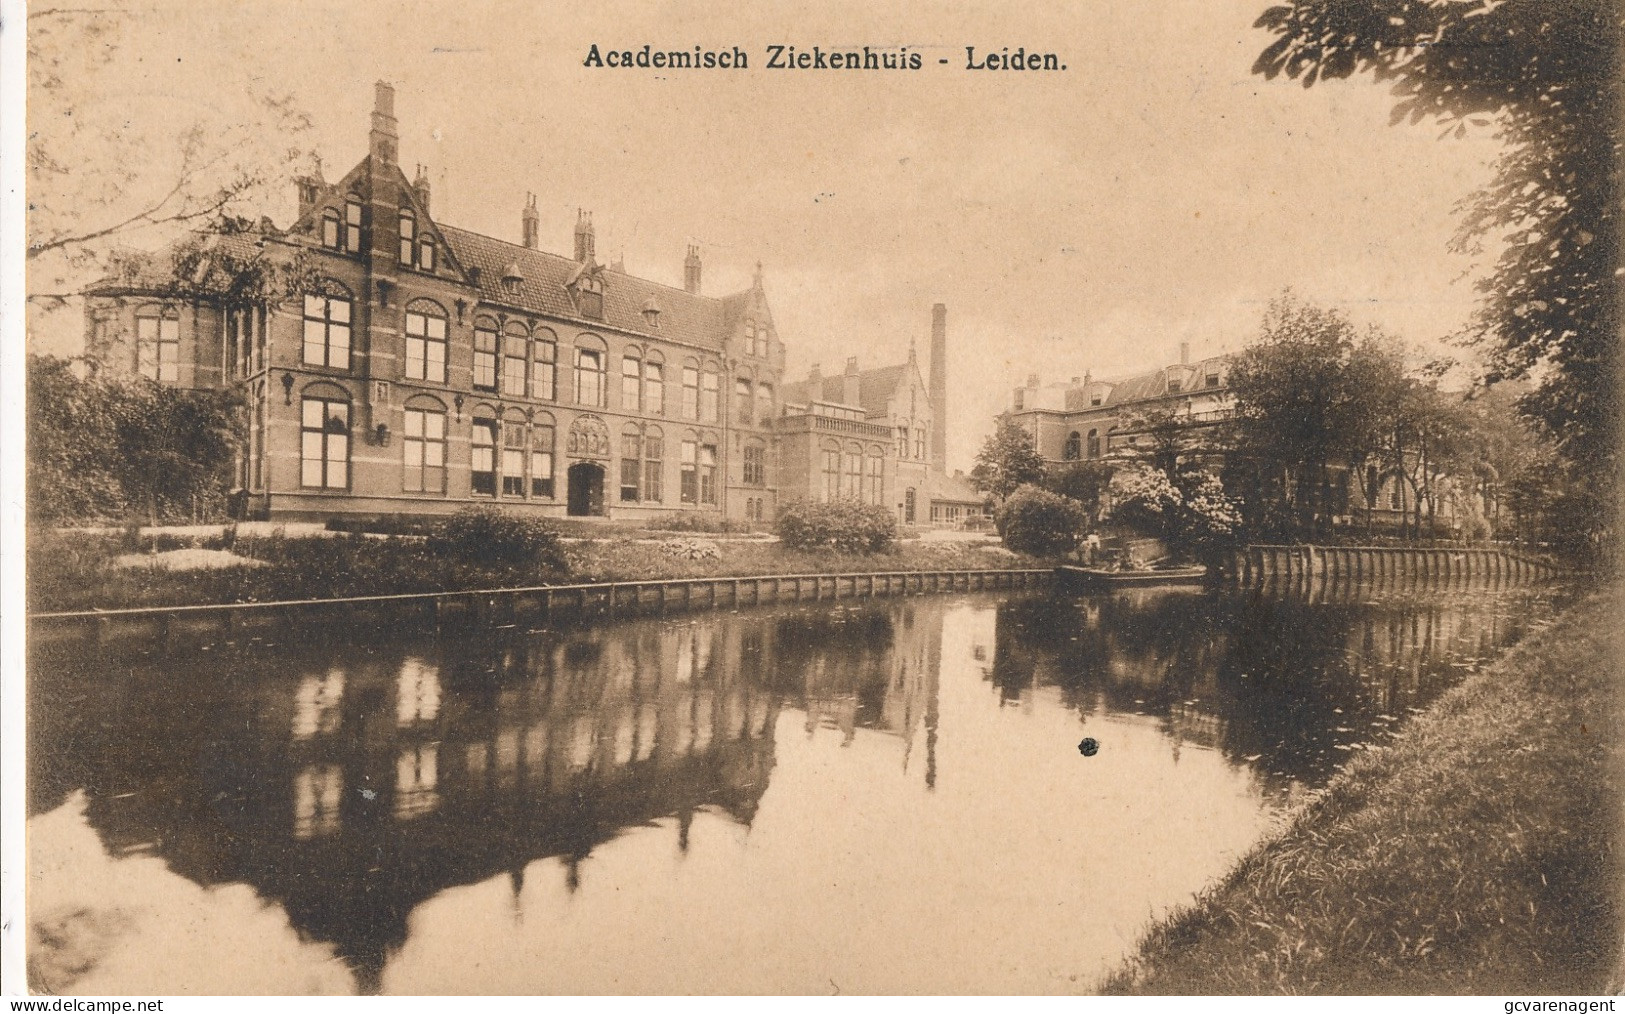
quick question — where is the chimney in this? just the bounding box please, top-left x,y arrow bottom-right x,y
929,303 -> 947,474
1026,373 -> 1040,388
683,244 -> 702,294
412,164 -> 431,215
1179,340 -> 1190,366
843,356 -> 861,407
522,192 -> 539,249
370,81 -> 399,165
808,363 -> 822,383
295,163 -> 324,219
574,209 -> 595,263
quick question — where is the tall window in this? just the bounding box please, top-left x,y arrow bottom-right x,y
1063,431 -> 1081,461
300,396 -> 350,489
822,447 -> 840,501
418,239 -> 435,272
842,448 -> 862,496
700,367 -> 719,423
135,307 -> 180,382
471,416 -> 497,495
531,417 -> 556,498
700,442 -> 718,504
502,418 -> 527,496
576,347 -> 605,406
321,211 -> 341,249
502,325 -> 528,397
756,383 -> 773,426
402,405 -> 446,493
743,444 -> 765,485
621,427 -> 641,502
914,428 -> 926,460
302,294 -> 352,370
865,452 -> 884,505
681,364 -> 700,419
473,321 -> 498,391
1086,429 -> 1100,459
405,305 -> 448,383
532,331 -> 557,400
680,437 -> 698,504
896,426 -> 909,459
736,378 -> 753,425
344,199 -> 363,252
622,353 -> 642,411
644,358 -> 665,415
398,210 -> 416,265
904,487 -> 917,524
644,428 -> 663,502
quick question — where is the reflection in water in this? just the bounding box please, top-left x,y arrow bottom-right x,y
26,584 -> 1568,994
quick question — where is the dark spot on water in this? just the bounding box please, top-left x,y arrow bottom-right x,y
1077,738 -> 1099,757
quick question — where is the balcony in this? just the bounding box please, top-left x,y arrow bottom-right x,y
774,413 -> 893,438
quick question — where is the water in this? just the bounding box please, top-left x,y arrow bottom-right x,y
25,583 -> 1571,994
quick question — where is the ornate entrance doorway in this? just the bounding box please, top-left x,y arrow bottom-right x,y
567,461 -> 605,516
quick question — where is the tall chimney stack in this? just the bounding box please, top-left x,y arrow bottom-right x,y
684,244 -> 702,294
1179,340 -> 1190,366
929,303 -> 948,474
574,209 -> 595,263
843,356 -> 861,408
370,81 -> 399,165
522,193 -> 539,249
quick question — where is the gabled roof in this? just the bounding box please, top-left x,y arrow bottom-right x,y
438,226 -> 747,351
781,361 -> 920,417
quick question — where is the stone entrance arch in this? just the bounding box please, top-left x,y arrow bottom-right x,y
567,461 -> 605,516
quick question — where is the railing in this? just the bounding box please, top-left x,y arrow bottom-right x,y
1233,544 -> 1567,587
29,568 -> 1054,653
774,413 -> 894,438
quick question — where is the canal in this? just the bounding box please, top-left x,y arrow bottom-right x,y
25,582 -> 1573,994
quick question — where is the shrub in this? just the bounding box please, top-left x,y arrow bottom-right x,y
994,484 -> 1087,558
775,498 -> 897,554
424,506 -> 567,571
661,537 -> 721,561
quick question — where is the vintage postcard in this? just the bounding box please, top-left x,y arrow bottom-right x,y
5,0 -> 1620,1000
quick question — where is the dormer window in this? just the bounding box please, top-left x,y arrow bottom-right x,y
1205,371 -> 1220,388
1168,378 -> 1182,394
501,261 -> 524,297
1091,393 -> 1103,407
642,297 -> 661,330
575,273 -> 603,320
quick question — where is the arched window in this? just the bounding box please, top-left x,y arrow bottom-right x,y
405,300 -> 448,383
1063,431 -> 1081,461
821,440 -> 841,502
896,425 -> 909,459
398,210 -> 416,265
680,432 -> 700,504
681,359 -> 700,420
502,409 -> 528,496
472,317 -> 498,392
1086,429 -> 1101,459
575,335 -> 607,407
402,397 -> 447,494
842,443 -> 862,497
756,382 -> 773,425
914,427 -> 926,461
620,423 -> 642,503
904,487 -> 917,524
532,329 -> 558,400
471,409 -> 498,496
418,237 -> 436,272
643,425 -> 664,502
531,413 -> 556,498
135,305 -> 180,382
300,389 -> 350,489
736,376 -> 753,425
865,448 -> 885,505
699,435 -> 718,504
643,352 -> 665,416
622,349 -> 643,411
501,321 -> 528,397
700,363 -> 720,423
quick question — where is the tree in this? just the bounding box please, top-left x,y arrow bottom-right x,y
970,413 -> 1047,501
1253,0 -> 1620,499
994,485 -> 1087,558
27,8 -> 314,346
1043,460 -> 1115,530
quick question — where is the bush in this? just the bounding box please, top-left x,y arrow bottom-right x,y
424,506 -> 567,570
995,484 -> 1087,558
775,498 -> 897,554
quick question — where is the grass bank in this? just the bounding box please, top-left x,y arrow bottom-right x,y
27,528 -> 1042,613
1100,585 -> 1624,995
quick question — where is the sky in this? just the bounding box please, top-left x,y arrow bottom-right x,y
25,0 -> 1504,472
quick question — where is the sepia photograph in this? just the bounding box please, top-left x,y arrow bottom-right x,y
5,0 -> 1622,999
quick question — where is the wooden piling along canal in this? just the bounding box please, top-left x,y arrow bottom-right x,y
28,568 -> 1053,653
1232,544 -> 1565,588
